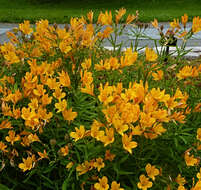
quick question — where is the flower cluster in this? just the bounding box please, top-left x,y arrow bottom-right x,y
0,10 -> 200,190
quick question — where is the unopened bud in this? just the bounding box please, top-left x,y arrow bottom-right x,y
13,27 -> 19,34
50,139 -> 57,146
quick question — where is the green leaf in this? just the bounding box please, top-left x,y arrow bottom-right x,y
0,184 -> 10,190
23,169 -> 37,183
117,170 -> 134,175
174,138 -> 178,148
178,136 -> 188,144
14,83 -> 18,91
119,154 -> 129,164
40,174 -> 53,188
62,166 -> 75,190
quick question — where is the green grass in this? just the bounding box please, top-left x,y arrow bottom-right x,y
0,0 -> 201,23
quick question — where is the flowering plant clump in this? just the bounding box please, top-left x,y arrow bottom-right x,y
0,9 -> 201,190
150,15 -> 201,61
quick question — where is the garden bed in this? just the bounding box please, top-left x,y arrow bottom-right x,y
0,10 -> 201,190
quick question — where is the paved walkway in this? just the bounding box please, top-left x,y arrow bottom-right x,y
0,22 -> 201,57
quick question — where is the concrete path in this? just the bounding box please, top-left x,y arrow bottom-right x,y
0,28 -> 10,35
0,23 -> 18,43
0,22 -> 201,57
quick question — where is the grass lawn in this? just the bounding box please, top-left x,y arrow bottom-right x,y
0,0 -> 201,23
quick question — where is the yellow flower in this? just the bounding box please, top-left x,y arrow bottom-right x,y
145,163 -> 159,181
7,89 -> 22,104
105,150 -> 115,161
197,128 -> 201,141
145,47 -> 158,62
137,175 -> 153,190
101,128 -> 115,147
38,150 -> 48,161
175,174 -> 186,186
140,112 -> 156,128
108,57 -> 120,70
7,31 -> 19,44
170,111 -> 186,124
19,20 -> 33,35
192,180 -> 201,190
152,123 -> 167,136
0,141 -> 8,153
38,107 -> 53,121
94,157 -> 105,172
59,41 -> 72,54
66,162 -> 74,170
181,14 -> 188,28
95,57 -> 115,70
18,156 -> 35,172
87,10 -> 94,23
58,70 -> 71,88
33,84 -> 46,97
112,115 -> 128,136
41,94 -> 52,106
76,160 -> 93,176
152,70 -> 163,81
56,28 -> 70,40
1,102 -> 13,117
81,84 -> 94,96
70,125 -> 86,142
126,14 -> 137,24
115,8 -> 126,24
176,66 -> 193,80
81,58 -> 92,70
150,88 -> 170,103
94,176 -> 109,190
59,145 -> 69,156
21,107 -> 35,120
46,78 -> 58,90
5,130 -> 20,145
97,11 -> 112,25
184,151 -> 199,166
194,103 -> 201,112
55,99 -> 67,113
192,16 -> 201,33
28,98 -> 38,110
62,108 -> 77,122
31,47 -> 42,57
111,181 -> 124,190
21,136 -> 31,147
0,119 -> 13,130
122,134 -> 137,154
98,83 -> 115,106
151,109 -> 170,122
196,168 -> 201,179
131,125 -> 144,136
53,88 -> 66,100
80,70 -> 93,86
170,18 -> 180,29
90,120 -> 105,141
27,133 -> 40,144
120,48 -> 138,68
177,185 -> 186,190
4,52 -> 20,64
173,88 -> 185,99
151,19 -> 158,28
